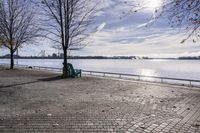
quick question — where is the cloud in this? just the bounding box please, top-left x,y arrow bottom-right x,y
96,22 -> 106,32
137,19 -> 155,28
1,0 -> 199,58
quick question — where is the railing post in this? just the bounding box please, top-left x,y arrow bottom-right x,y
161,78 -> 163,83
138,75 -> 140,81
189,81 -> 192,87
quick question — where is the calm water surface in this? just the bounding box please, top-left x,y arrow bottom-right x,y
1,59 -> 200,80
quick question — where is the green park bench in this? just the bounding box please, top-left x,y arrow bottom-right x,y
67,63 -> 81,78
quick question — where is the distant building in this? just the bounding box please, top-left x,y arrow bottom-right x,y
52,53 -> 58,58
60,53 -> 64,58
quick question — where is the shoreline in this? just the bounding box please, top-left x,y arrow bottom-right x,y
1,65 -> 200,91
1,64 -> 200,89
1,57 -> 200,60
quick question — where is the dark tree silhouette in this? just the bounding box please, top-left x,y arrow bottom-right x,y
0,0 -> 41,69
159,0 -> 200,43
124,0 -> 200,42
35,0 -> 97,78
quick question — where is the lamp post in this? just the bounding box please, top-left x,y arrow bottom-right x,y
16,48 -> 18,65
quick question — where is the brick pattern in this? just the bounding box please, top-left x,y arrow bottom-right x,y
0,69 -> 200,133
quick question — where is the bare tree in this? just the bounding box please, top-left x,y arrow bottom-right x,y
36,0 -> 97,78
0,0 -> 41,69
124,0 -> 200,42
158,0 -> 200,43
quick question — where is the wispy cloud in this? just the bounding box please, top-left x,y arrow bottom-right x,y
96,22 -> 106,32
137,19 -> 155,28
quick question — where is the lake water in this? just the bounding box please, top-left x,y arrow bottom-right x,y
1,59 -> 200,80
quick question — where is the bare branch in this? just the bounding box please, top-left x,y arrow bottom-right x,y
0,0 -> 42,69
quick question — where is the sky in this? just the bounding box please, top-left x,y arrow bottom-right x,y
1,0 -> 200,58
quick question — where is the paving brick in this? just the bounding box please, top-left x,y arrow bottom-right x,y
0,68 -> 200,133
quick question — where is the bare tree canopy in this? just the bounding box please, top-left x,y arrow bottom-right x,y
0,0 -> 41,69
124,0 -> 200,42
39,0 -> 96,49
159,0 -> 200,43
34,0 -> 97,77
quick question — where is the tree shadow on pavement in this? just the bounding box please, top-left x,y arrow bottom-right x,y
38,76 -> 63,82
0,81 -> 39,89
0,76 -> 63,90
0,76 -> 64,98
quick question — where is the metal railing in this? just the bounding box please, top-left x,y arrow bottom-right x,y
1,63 -> 200,87
81,70 -> 200,87
0,63 -> 62,71
32,65 -> 62,72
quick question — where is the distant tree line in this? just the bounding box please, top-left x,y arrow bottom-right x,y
0,54 -> 137,60
179,56 -> 200,60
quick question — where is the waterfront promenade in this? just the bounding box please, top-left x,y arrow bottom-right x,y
0,67 -> 200,133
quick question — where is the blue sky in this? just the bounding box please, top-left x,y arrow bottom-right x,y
1,0 -> 200,58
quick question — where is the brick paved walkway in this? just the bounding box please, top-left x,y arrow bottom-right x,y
0,68 -> 200,133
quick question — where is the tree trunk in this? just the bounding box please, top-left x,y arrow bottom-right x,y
10,49 -> 14,69
62,48 -> 68,78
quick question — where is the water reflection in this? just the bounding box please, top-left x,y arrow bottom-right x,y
140,69 -> 156,77
140,69 -> 157,81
